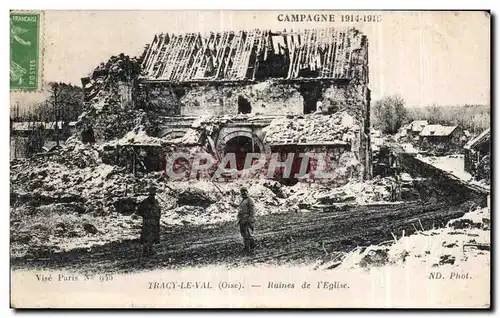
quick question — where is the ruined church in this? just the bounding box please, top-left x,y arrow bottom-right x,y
85,27 -> 372,185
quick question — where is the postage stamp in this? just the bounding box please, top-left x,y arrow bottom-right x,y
9,10 -> 491,309
10,11 -> 41,91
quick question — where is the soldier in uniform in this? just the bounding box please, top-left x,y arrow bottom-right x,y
238,187 -> 256,254
136,186 -> 161,257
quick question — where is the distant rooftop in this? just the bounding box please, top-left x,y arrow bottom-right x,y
11,121 -> 64,131
420,124 -> 457,137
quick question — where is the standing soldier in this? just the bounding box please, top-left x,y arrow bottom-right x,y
391,151 -> 402,201
136,186 -> 161,257
389,177 -> 397,202
238,187 -> 256,254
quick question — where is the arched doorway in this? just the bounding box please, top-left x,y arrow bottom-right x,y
216,130 -> 268,172
223,135 -> 261,170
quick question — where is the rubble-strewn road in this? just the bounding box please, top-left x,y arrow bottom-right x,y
11,200 -> 469,273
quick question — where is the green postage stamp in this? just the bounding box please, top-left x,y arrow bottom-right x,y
10,12 -> 41,91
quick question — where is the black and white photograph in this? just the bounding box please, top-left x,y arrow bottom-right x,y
9,10 -> 491,308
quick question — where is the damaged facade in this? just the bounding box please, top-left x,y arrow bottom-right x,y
85,28 -> 372,185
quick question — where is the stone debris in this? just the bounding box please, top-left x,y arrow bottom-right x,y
77,54 -> 150,142
11,149 -> 404,258
309,177 -> 394,207
324,206 -> 490,271
176,187 -> 216,207
107,125 -> 165,147
82,223 -> 99,235
168,116 -> 214,145
263,111 -> 359,144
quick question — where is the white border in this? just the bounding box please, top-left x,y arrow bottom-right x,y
2,1 -> 497,316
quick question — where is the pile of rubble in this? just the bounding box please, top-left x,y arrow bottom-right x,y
167,116 -> 216,146
284,176 -> 396,211
9,175 -> 286,257
11,143 -> 410,257
158,179 -> 284,226
10,156 -> 168,258
15,140 -> 101,170
11,157 -> 154,215
314,206 -> 490,271
107,125 -> 166,147
77,54 -> 150,141
9,53 -> 404,258
10,203 -> 143,258
263,111 -> 359,144
9,71 -> 403,258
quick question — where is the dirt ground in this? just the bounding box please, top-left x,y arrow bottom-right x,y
11,199 -> 470,274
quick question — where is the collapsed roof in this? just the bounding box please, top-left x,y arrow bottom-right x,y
140,28 -> 368,83
464,128 -> 490,150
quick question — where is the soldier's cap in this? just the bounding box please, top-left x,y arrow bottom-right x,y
240,187 -> 248,193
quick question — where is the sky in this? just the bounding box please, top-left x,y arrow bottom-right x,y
10,10 -> 490,108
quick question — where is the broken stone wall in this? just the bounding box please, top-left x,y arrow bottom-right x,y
117,81 -> 134,110
315,145 -> 364,187
78,55 -> 151,142
137,80 -> 370,121
179,81 -> 304,116
238,81 -> 303,116
322,83 -> 367,122
136,80 -> 304,117
135,82 -> 182,116
322,83 -> 371,179
180,85 -> 235,116
83,83 -> 146,142
319,33 -> 370,179
135,77 -> 371,179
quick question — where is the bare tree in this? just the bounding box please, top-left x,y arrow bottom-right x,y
372,95 -> 407,134
46,82 -> 84,145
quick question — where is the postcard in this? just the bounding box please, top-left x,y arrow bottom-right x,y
10,10 -> 491,308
